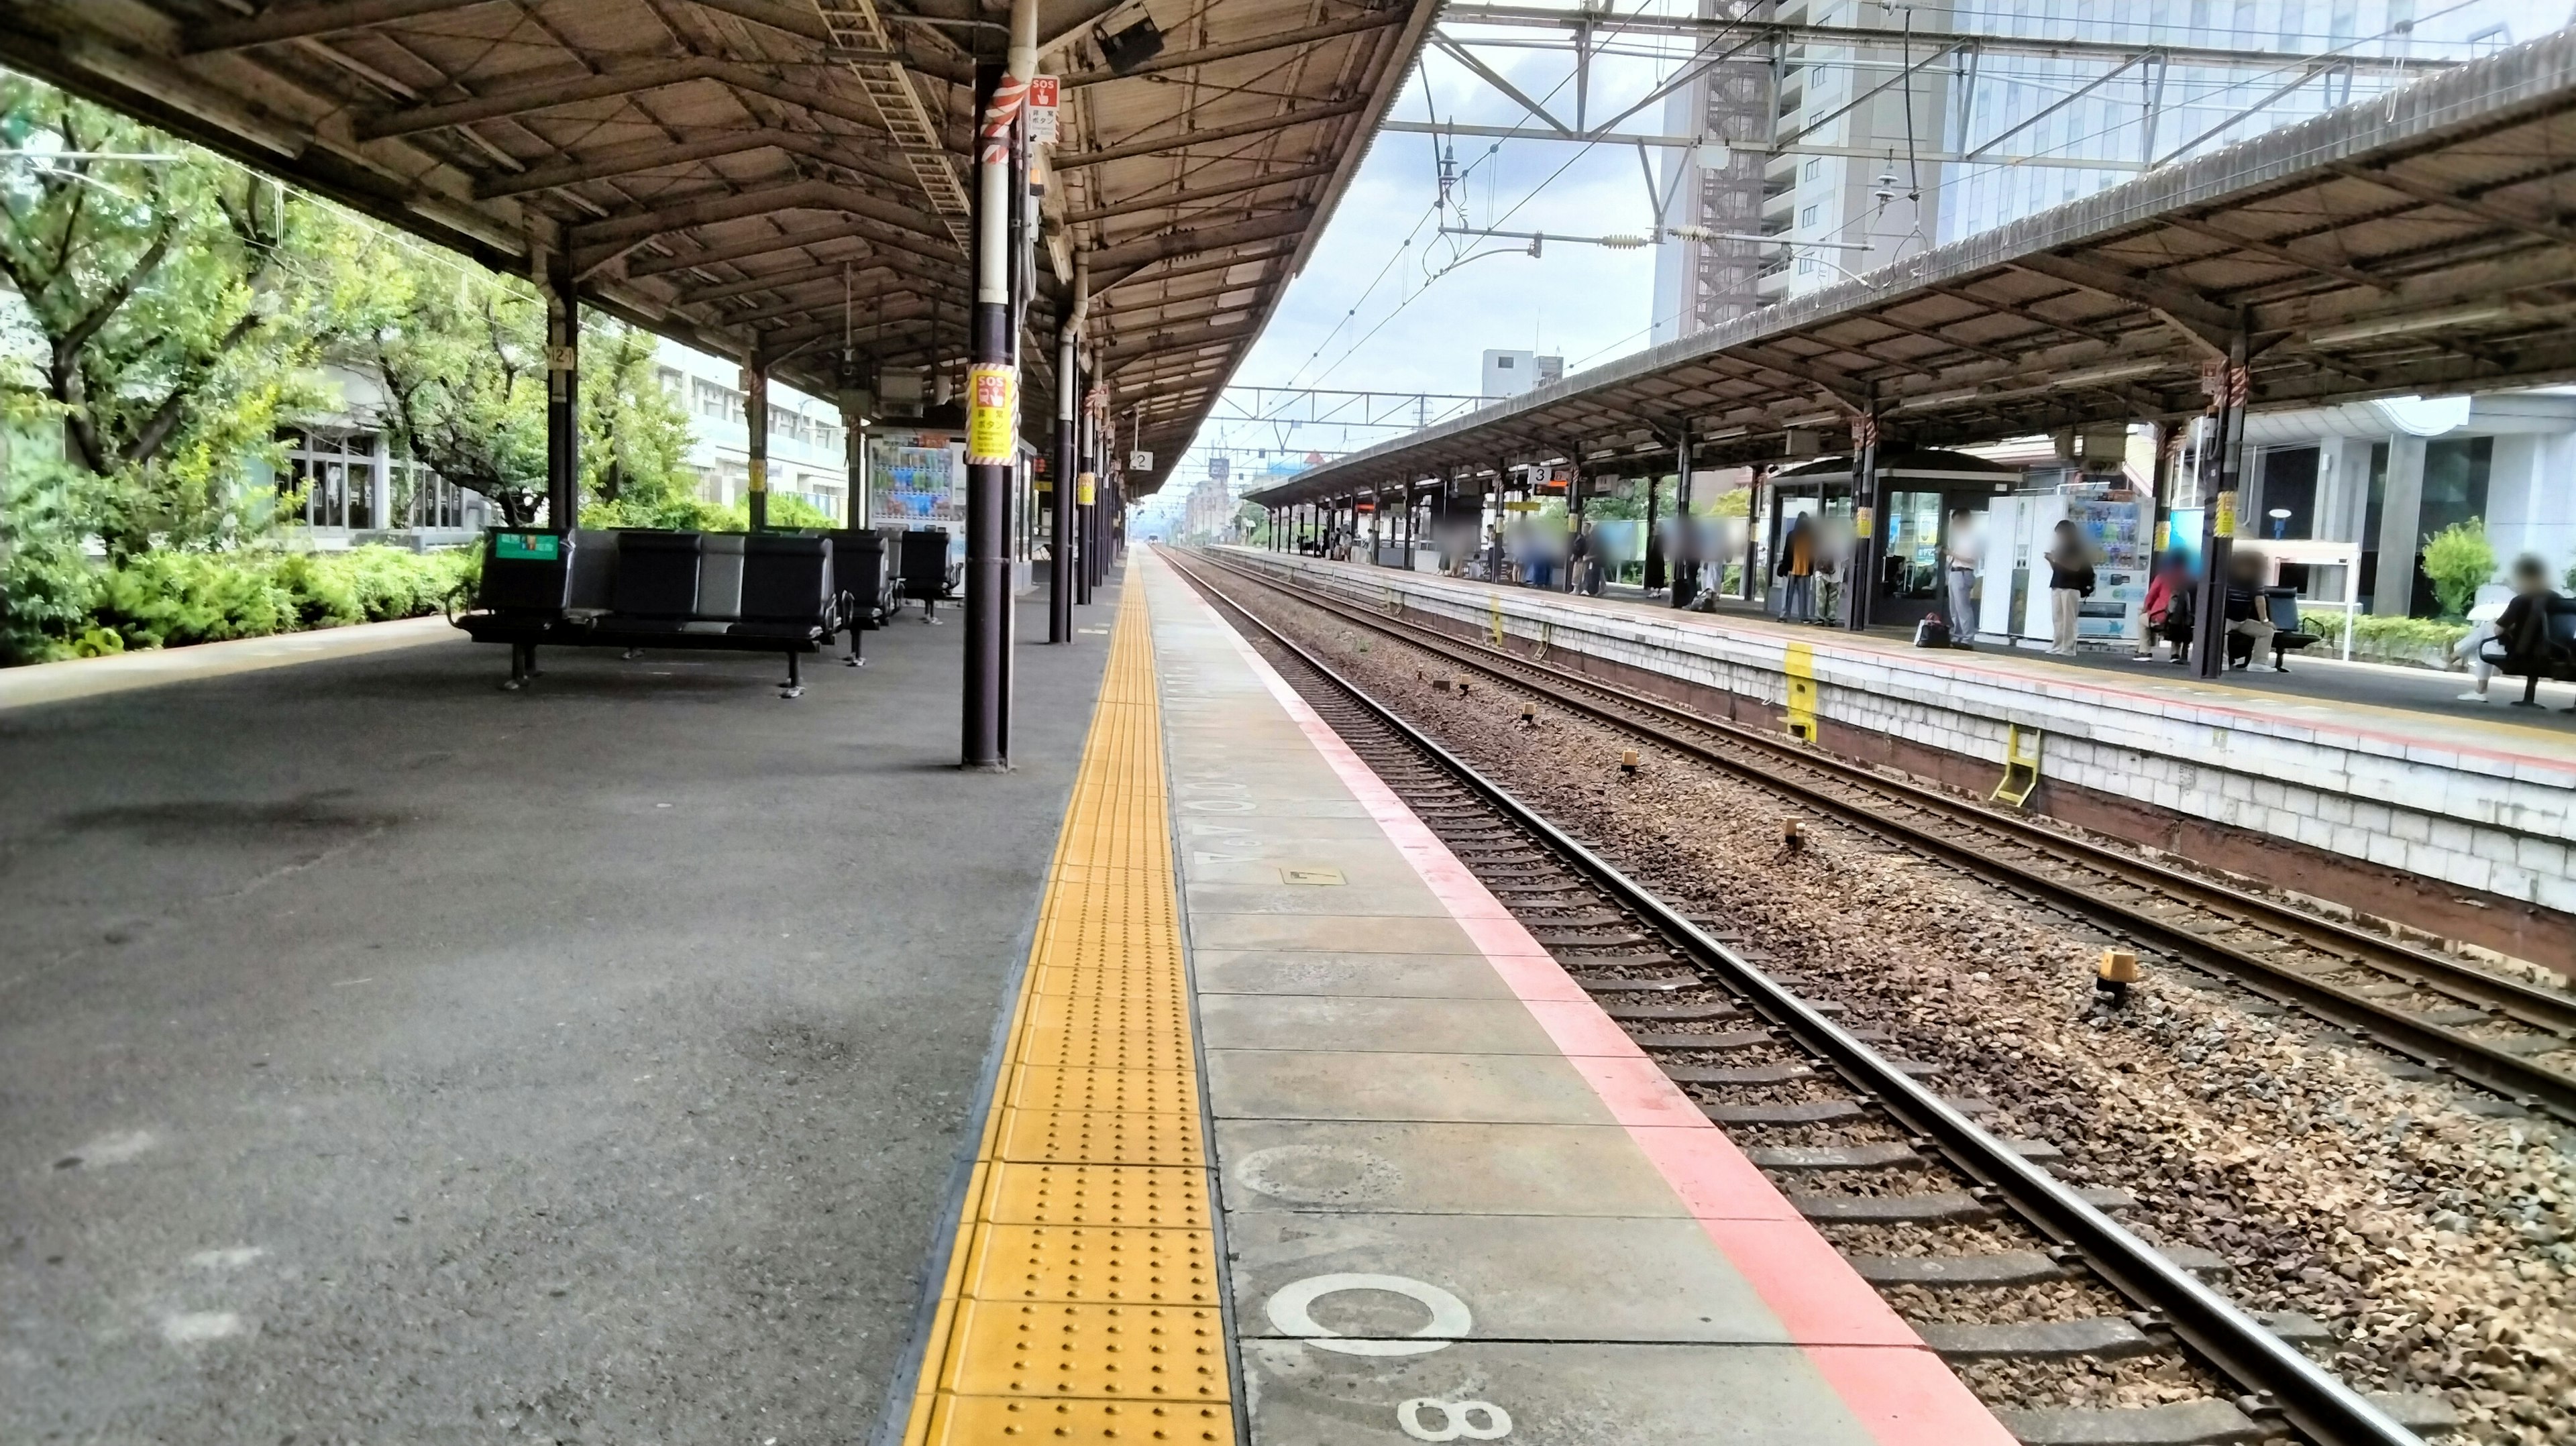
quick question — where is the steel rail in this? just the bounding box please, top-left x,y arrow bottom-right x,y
1190,551 -> 2576,1124
1165,549 -> 2424,1446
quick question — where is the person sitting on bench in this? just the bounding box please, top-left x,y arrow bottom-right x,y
2484,553 -> 2576,710
2222,549 -> 2274,669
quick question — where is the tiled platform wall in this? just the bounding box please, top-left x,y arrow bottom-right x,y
1213,549 -> 2576,966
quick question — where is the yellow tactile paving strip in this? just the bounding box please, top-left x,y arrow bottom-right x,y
902,577 -> 1234,1445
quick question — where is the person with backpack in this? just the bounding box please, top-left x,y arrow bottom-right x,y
2045,520 -> 2095,655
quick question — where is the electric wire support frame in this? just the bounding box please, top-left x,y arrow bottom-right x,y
1161,548 -> 2426,1446
1181,553 -> 2576,1126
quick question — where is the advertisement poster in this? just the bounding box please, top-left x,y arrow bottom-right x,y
867,431 -> 965,528
2065,486 -> 2151,644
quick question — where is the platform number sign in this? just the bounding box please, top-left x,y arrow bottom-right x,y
1026,76 -> 1059,144
1129,449 -> 1153,471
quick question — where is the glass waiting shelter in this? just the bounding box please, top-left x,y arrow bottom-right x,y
1766,449 -> 2023,627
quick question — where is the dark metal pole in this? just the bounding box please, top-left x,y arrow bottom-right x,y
542,249 -> 579,531
961,58 -> 1020,769
1050,276 -> 1082,642
2190,337 -> 2249,679
745,362 -> 769,532
1843,412 -> 1882,630
1672,423 -> 1695,610
1644,471 -> 1663,594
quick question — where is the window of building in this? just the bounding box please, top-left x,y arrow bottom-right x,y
280,429 -> 378,530
657,366 -> 684,396
1799,204 -> 1819,227
1797,254 -> 1817,274
1803,158 -> 1821,180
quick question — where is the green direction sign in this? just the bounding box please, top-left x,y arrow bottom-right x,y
494,532 -> 559,561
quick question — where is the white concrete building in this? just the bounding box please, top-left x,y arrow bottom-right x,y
651,339 -> 852,522
1651,0 -> 2538,341
1481,349 -> 1566,399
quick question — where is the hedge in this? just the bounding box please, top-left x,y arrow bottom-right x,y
2296,609 -> 2472,667
5,546 -> 474,665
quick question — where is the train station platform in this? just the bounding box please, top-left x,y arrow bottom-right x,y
895,548 -> 2010,1445
0,588 -> 1118,1443
1209,548 -> 2576,970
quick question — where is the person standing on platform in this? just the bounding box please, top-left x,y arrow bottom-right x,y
1944,512 -> 1980,645
1775,514 -> 1823,622
1566,523 -> 1591,596
2045,520 -> 2095,655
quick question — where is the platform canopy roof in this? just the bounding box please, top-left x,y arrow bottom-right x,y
3,0 -> 1436,496
1250,26 -> 2576,508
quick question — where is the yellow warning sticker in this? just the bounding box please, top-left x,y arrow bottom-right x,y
966,364 -> 1017,465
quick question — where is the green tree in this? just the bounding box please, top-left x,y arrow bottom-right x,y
0,76 -> 333,556
2418,518 -> 2495,620
334,232 -> 699,528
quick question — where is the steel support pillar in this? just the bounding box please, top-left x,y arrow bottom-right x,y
1050,278 -> 1082,643
1672,425 -> 1695,610
1843,412 -> 1883,630
961,55 -> 1024,770
2189,337 -> 2251,679
541,249 -> 579,531
745,362 -> 769,532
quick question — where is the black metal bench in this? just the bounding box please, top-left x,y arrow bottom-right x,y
2480,594 -> 2576,708
2226,586 -> 2320,671
896,527 -> 957,622
454,528 -> 839,696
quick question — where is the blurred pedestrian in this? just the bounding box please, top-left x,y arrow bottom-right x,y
2045,520 -> 2094,655
1775,514 -> 1825,622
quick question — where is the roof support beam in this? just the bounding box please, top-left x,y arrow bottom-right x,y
573,180 -> 951,258
2009,254 -> 2237,356
1066,162 -> 1337,224
356,57 -> 907,146
1056,99 -> 1368,170
476,129 -> 803,199
2162,215 -> 2389,292
1105,318 -> 1259,364
1087,209 -> 1315,273
188,0 -> 504,51
1733,345 -> 1872,412
1063,11 -> 1405,87
2330,162 -> 2576,249
679,255 -> 930,304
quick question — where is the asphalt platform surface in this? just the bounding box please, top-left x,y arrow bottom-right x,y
0,587 -> 1117,1444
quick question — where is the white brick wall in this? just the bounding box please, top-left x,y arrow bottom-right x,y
1231,551 -> 2576,914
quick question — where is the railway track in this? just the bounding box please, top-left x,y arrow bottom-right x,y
1185,549 -> 2576,1127
1166,551 -> 2447,1446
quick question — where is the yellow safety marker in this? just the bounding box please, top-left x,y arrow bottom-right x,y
1783,641 -> 1819,742
902,577 -> 1234,1445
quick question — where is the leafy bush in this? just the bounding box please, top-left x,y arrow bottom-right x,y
0,459 -> 104,665
23,545 -> 475,659
2298,609 -> 2471,666
2418,519 -> 2496,620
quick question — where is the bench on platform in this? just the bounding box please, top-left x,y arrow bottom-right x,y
829,528 -> 896,665
455,528 -> 839,696
2480,594 -> 2576,708
2227,587 -> 2320,671
896,528 -> 958,622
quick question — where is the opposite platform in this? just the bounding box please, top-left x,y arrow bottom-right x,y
1213,547 -> 2576,967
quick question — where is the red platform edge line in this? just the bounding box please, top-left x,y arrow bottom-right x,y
1167,555 -> 2017,1446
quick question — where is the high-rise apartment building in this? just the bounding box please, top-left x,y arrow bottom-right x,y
1652,0 -> 2533,343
